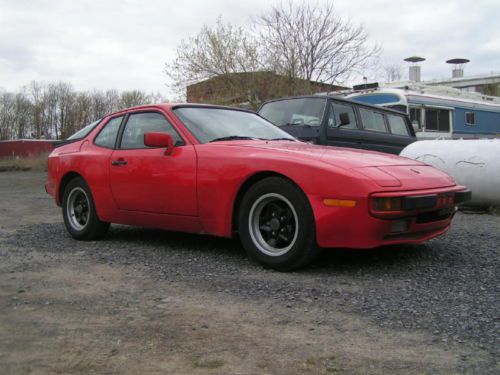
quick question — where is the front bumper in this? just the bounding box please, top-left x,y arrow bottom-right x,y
312,186 -> 470,249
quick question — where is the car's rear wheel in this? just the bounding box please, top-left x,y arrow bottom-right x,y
238,177 -> 320,271
62,177 -> 109,240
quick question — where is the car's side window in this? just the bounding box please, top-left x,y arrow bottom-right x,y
387,114 -> 410,136
328,102 -> 358,129
359,108 -> 388,133
120,112 -> 183,149
94,116 -> 123,148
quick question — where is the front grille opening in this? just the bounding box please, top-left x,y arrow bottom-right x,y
416,208 -> 454,224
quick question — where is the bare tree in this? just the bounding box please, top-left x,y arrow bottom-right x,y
104,89 -> 121,114
257,0 -> 380,86
14,92 -> 32,139
0,82 -> 168,140
56,82 -> 75,138
382,63 -> 403,82
149,91 -> 168,104
28,81 -> 46,138
120,90 -> 151,108
165,16 -> 264,106
0,91 -> 16,140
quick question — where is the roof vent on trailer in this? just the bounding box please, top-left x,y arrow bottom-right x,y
404,56 -> 425,82
446,58 -> 470,78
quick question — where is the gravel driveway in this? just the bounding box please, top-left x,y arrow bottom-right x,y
0,171 -> 498,374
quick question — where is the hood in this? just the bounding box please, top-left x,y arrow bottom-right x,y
233,141 -> 455,189
237,141 -> 423,169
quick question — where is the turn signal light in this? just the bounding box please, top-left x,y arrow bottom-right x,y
372,197 -> 401,211
323,199 -> 357,208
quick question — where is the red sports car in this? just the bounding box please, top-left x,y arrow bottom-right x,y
46,104 -> 471,270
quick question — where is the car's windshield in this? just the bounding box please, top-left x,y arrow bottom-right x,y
173,107 -> 295,144
259,98 -> 327,127
66,119 -> 102,140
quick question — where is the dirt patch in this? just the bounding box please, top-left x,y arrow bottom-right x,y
1,259 -> 480,375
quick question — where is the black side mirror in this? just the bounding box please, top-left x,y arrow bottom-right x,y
338,112 -> 350,127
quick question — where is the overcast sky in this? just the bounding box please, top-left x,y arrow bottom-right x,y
0,0 -> 499,99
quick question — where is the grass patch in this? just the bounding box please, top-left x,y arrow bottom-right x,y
0,154 -> 48,172
192,358 -> 225,370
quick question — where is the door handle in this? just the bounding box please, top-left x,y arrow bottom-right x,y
111,159 -> 127,166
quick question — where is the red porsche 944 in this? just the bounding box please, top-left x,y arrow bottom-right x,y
46,104 -> 471,270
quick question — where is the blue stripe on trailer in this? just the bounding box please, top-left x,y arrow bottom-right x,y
351,94 -> 401,105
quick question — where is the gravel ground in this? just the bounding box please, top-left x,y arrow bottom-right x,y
0,171 -> 498,374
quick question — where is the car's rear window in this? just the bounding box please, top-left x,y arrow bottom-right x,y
94,116 -> 123,148
67,119 -> 102,140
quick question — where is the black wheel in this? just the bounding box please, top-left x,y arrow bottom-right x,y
62,177 -> 110,240
238,177 -> 320,271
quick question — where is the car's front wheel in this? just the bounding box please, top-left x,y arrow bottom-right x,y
62,177 -> 109,240
238,177 -> 320,271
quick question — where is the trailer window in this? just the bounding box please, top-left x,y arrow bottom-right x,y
425,108 -> 450,132
409,107 -> 422,129
387,104 -> 407,113
465,112 -> 475,125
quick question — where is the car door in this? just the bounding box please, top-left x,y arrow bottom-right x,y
325,100 -> 367,149
109,111 -> 197,216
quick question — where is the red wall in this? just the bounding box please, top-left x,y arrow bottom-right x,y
0,140 -> 57,159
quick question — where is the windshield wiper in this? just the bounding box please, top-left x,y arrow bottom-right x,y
209,135 -> 258,143
269,138 -> 296,141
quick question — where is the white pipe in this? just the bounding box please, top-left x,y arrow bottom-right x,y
400,139 -> 500,206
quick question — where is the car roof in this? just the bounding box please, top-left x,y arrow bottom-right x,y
259,94 -> 409,116
104,103 -> 254,118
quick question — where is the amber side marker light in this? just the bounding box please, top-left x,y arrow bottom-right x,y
323,199 -> 357,208
372,197 -> 402,211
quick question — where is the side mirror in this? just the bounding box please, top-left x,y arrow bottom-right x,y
338,112 -> 350,127
144,132 -> 174,155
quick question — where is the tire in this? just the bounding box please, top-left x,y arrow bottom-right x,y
62,177 -> 110,240
238,177 -> 320,271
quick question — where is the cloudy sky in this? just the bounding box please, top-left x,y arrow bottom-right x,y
0,0 -> 499,98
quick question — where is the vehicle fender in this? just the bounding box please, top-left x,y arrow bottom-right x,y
195,144 -> 376,238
